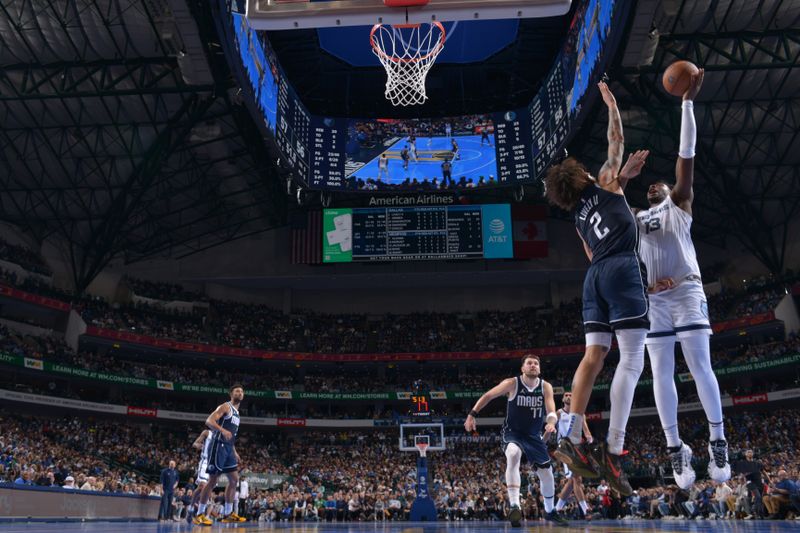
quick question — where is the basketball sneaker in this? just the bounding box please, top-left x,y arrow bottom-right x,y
192,513 -> 212,526
553,439 -> 600,479
594,442 -> 633,496
668,442 -> 696,490
708,440 -> 731,483
545,510 -> 569,527
220,513 -> 247,523
508,504 -> 522,527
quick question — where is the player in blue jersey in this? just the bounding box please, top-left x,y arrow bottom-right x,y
464,354 -> 568,528
193,384 -> 246,525
544,81 -> 651,496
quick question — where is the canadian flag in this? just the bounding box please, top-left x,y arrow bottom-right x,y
512,205 -> 548,258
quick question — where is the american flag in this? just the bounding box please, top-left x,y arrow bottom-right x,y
290,210 -> 322,264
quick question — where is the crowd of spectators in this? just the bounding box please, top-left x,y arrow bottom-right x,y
3,316 -> 798,409
1,256 -> 795,355
3,407 -> 800,522
72,287 -> 789,356
125,277 -> 205,302
0,237 -> 51,276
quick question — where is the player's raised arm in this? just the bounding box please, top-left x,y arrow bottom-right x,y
206,403 -> 232,441
673,68 -> 704,215
464,377 -> 516,432
596,82 -> 625,193
192,429 -> 210,450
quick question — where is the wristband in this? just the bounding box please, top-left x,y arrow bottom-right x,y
468,409 -> 479,418
546,412 -> 558,424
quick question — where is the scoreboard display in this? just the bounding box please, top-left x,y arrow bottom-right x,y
230,0 -> 626,191
309,116 -> 347,189
531,0 -> 619,176
323,204 -> 513,263
410,392 -> 432,418
493,109 -> 534,184
275,76 -> 310,181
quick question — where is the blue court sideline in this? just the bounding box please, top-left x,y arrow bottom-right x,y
1,520 -> 799,532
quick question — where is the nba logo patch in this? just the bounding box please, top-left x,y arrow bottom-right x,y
701,300 -> 709,318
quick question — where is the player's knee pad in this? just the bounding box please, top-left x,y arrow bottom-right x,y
505,442 -> 523,462
535,465 -> 556,498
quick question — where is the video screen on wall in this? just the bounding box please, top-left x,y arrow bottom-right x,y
229,0 -> 625,193
343,114 -> 532,192
322,204 -> 513,263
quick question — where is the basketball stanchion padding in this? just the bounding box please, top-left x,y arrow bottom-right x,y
410,437 -> 436,521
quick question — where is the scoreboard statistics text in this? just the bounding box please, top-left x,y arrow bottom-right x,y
323,204 -> 513,262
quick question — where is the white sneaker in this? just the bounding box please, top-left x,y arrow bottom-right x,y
708,440 -> 731,483
669,442 -> 696,490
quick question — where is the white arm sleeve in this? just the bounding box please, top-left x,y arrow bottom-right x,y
679,99 -> 696,159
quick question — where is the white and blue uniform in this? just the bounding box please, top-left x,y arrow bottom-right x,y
195,433 -> 213,483
636,195 -> 711,341
207,402 -> 240,475
574,184 -> 649,334
501,377 -> 551,467
556,410 -> 574,478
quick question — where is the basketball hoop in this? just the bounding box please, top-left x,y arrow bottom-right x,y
370,21 -> 446,106
415,442 -> 429,457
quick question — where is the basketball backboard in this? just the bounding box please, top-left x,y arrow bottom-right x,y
245,0 -> 572,31
399,422 -> 446,452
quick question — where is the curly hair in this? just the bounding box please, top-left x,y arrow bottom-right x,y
543,158 -> 591,212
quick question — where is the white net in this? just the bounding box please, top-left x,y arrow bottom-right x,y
370,22 -> 446,106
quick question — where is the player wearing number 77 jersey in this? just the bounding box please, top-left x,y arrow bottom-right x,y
464,354 -> 567,528
630,68 -> 731,490
544,81 -> 651,497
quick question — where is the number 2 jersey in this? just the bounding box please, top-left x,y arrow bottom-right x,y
635,195 -> 701,286
574,184 -> 640,263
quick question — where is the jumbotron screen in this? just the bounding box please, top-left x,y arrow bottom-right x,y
229,0 -> 624,192
322,204 -> 513,263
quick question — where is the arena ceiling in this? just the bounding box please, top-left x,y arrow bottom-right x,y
571,0 -> 800,274
1,0 -> 798,291
0,0 -> 286,291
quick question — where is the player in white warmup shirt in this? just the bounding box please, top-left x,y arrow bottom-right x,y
632,68 -> 730,489
554,392 -> 593,519
187,429 -> 212,522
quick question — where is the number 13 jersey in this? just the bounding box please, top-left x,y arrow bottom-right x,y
574,184 -> 639,263
636,195 -> 701,287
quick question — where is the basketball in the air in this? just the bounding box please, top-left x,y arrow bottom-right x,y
662,60 -> 699,97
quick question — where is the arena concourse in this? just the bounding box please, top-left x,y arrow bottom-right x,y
1,0 -> 799,532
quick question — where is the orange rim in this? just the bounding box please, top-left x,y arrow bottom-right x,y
370,21 -> 446,64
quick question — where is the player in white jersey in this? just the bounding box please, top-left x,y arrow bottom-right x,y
187,429 -> 212,523
632,68 -> 730,489
378,154 -> 389,182
554,393 -> 592,518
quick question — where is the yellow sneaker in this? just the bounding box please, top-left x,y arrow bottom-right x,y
220,513 -> 247,523
192,513 -> 213,526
